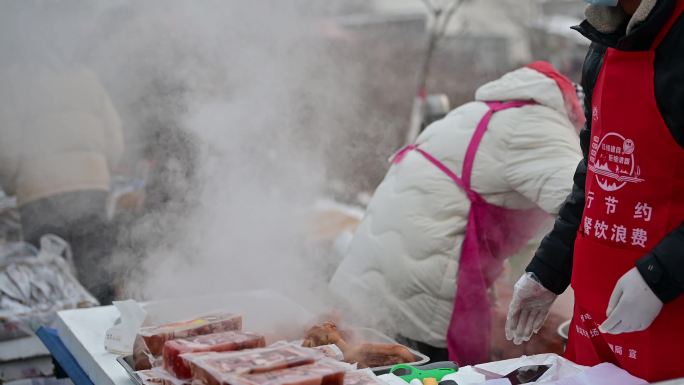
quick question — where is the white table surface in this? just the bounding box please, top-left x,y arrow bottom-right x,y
55,306 -> 132,385
52,290 -> 315,385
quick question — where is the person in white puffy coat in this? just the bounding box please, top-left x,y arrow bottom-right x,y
330,62 -> 584,362
0,66 -> 124,303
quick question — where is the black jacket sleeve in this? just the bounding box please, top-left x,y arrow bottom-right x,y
637,225 -> 684,303
525,159 -> 586,294
636,19 -> 684,304
524,43 -> 605,295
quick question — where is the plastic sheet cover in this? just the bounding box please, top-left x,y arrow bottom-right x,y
0,235 -> 98,340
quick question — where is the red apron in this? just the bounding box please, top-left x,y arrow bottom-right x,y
565,3 -> 684,382
394,101 -> 549,365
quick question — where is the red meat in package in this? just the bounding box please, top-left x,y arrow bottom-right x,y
134,312 -> 242,370
203,358 -> 349,385
309,344 -> 344,361
163,331 -> 267,379
184,345 -> 324,385
136,370 -> 164,385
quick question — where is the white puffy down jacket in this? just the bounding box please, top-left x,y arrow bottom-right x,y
330,67 -> 582,347
0,67 -> 124,206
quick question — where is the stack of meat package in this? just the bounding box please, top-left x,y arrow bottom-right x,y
131,311 -> 376,385
133,312 -> 247,371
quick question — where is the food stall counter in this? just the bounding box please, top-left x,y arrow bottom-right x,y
54,305 -> 132,385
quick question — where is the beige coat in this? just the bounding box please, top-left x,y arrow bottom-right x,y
0,68 -> 124,206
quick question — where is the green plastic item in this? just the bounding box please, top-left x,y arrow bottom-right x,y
389,361 -> 458,383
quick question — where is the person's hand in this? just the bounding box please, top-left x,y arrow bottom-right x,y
505,273 -> 557,345
599,267 -> 663,334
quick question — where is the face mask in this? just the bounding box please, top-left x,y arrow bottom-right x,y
584,0 -> 619,6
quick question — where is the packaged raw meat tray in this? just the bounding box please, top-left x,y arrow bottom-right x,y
185,345 -> 325,385
209,358 -> 350,385
163,331 -> 266,378
136,370 -> 164,384
310,344 -> 344,361
134,312 -> 242,370
150,367 -> 191,385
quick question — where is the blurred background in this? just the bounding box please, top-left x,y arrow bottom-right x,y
0,0 -> 590,314
0,1 -> 589,381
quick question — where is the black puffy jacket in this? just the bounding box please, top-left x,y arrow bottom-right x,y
526,0 -> 684,303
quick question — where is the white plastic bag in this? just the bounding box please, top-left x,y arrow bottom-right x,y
0,235 -> 98,340
544,363 -> 647,385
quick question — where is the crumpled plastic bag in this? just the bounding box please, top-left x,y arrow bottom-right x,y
544,363 -> 647,385
460,354 -> 647,385
0,234 -> 99,340
473,354 -> 585,383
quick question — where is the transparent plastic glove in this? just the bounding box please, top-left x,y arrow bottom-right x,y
599,267 -> 663,334
505,272 -> 558,345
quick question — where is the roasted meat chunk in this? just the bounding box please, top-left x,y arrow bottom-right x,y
302,322 -> 415,368
302,322 -> 347,349
343,343 -> 414,369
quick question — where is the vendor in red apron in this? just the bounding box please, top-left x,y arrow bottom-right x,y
506,0 -> 684,382
331,62 -> 584,365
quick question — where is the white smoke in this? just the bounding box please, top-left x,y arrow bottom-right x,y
0,0 -> 376,314
99,1 -> 359,307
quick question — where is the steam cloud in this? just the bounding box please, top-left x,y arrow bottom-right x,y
1,0 -> 383,314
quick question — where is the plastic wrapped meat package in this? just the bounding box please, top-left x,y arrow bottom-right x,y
310,344 -> 344,362
163,331 -> 266,378
184,345 -> 324,385
134,312 -> 242,370
216,358 -> 351,385
149,367 -> 192,385
281,341 -> 344,361
137,370 -> 165,384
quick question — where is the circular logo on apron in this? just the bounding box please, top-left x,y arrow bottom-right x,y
588,132 -> 644,192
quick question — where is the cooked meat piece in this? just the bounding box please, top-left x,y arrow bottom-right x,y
302,321 -> 414,368
302,322 -> 348,349
343,343 -> 415,369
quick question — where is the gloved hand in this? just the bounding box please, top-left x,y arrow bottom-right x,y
505,272 -> 557,345
599,267 -> 663,334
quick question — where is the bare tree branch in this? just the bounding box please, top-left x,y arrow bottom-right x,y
420,0 -> 435,14
436,0 -> 465,39
407,0 -> 466,144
